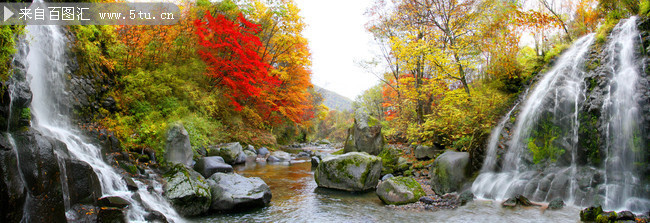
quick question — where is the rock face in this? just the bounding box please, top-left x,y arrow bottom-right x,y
65,159 -> 101,205
208,142 -> 243,164
193,156 -> 233,178
207,173 -> 272,211
163,166 -> 211,216
0,136 -> 26,222
414,145 -> 442,160
164,123 -> 193,166
314,152 -> 382,191
376,176 -> 425,205
343,109 -> 384,155
429,150 -> 470,195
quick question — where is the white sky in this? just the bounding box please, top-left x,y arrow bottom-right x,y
294,0 -> 378,100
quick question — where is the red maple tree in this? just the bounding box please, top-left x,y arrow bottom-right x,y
194,11 -> 280,112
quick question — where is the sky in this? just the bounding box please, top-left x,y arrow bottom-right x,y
294,0 -> 379,100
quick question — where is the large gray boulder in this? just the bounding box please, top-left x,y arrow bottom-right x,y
164,123 -> 193,166
376,176 -> 425,205
207,173 -> 272,211
65,159 -> 101,205
193,156 -> 233,178
208,142 -> 243,164
429,150 -> 470,195
314,152 -> 382,191
343,109 -> 384,155
269,151 -> 291,163
163,166 -> 211,216
414,145 -> 442,160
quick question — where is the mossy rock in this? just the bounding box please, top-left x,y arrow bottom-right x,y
314,152 -> 382,191
376,176 -> 425,205
378,146 -> 400,175
595,211 -> 617,223
429,150 -> 469,195
580,206 -> 604,222
163,165 -> 211,216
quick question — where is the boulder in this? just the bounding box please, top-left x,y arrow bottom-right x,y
97,196 -> 130,208
164,123 -> 192,166
396,157 -> 410,171
376,176 -> 425,205
343,109 -> 384,155
14,129 -> 67,222
314,152 -> 382,191
257,147 -> 270,157
596,211 -> 618,222
124,177 -> 138,192
207,173 -> 272,211
97,207 -> 126,223
580,206 -> 603,221
65,159 -> 101,205
243,150 -> 257,161
381,174 -> 394,181
269,151 -> 291,162
547,198 -> 565,210
317,139 -> 331,145
234,151 -> 247,164
193,156 -> 233,178
311,156 -> 320,168
429,150 -> 470,195
163,166 -> 211,216
458,191 -> 474,206
0,137 -> 26,222
414,145 -> 441,160
378,146 -> 399,175
208,142 -> 243,164
502,195 -> 541,208
617,211 -> 635,220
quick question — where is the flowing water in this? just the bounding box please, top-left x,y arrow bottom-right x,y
16,3 -> 182,221
472,17 -> 649,213
195,161 -> 580,223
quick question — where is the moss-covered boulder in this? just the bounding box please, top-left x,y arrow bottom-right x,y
164,123 -> 193,166
376,176 -> 425,205
314,152 -> 382,191
163,166 -> 211,216
343,109 -> 384,155
579,205 -> 603,221
208,142 -> 243,164
429,150 -> 469,195
377,146 -> 400,175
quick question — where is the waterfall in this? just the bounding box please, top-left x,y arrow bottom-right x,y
601,16 -> 649,212
472,16 -> 650,213
17,4 -> 183,222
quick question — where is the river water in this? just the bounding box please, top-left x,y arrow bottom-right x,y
193,160 -> 581,223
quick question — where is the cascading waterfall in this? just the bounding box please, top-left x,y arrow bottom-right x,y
17,3 -> 183,222
601,16 -> 648,212
472,16 -> 650,213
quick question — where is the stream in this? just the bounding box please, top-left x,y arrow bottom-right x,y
193,158 -> 581,223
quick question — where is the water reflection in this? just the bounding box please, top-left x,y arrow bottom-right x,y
193,161 -> 581,223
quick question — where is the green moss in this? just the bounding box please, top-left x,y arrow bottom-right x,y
526,114 -> 565,164
20,108 -> 30,121
332,149 -> 345,155
378,146 -> 399,175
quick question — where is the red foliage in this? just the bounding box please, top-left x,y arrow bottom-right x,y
194,11 -> 280,112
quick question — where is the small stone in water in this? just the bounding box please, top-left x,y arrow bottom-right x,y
419,196 -> 435,204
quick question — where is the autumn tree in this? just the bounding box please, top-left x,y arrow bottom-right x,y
194,11 -> 280,115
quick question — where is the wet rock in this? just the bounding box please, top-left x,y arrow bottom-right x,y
124,177 -> 138,192
616,210 -> 635,221
381,174 -> 394,181
429,150 -> 469,195
376,176 -> 425,205
269,151 -> 291,162
14,129 -> 66,222
419,196 -> 435,204
580,205 -> 603,221
207,173 -> 272,212
97,196 -> 130,208
378,146 -> 399,175
502,195 -> 540,208
414,145 -> 441,160
163,166 -> 211,216
164,123 -> 193,166
193,156 -> 233,178
243,150 -> 257,161
311,156 -> 320,168
458,191 -> 474,206
314,152 -> 382,192
343,109 -> 384,155
0,137 -> 26,222
596,211 -> 618,222
547,198 -> 565,210
144,210 -> 168,223
234,151 -> 247,164
97,207 -> 126,223
66,159 -> 102,205
297,151 -> 310,158
208,142 -> 243,164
